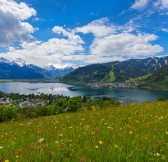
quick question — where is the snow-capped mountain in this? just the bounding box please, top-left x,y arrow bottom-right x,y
0,57 -> 47,79
1,56 -> 167,80
45,64 -> 79,70
45,64 -> 79,78
45,65 -> 56,71
0,57 -> 30,67
11,58 -> 30,67
0,57 -> 78,79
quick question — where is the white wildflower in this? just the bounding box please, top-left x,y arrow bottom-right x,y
38,138 -> 44,143
154,153 -> 160,157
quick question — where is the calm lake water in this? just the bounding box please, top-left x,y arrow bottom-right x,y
0,82 -> 168,102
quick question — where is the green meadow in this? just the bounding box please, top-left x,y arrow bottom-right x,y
0,102 -> 168,162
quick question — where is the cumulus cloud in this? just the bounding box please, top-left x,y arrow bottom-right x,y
131,0 -> 150,10
77,18 -> 132,36
76,17 -> 137,37
76,18 -> 163,59
76,18 -> 117,37
52,26 -> 84,43
0,18 -> 164,67
0,0 -> 36,46
90,33 -> 163,57
154,0 -> 168,9
3,27 -> 84,67
132,0 -> 168,11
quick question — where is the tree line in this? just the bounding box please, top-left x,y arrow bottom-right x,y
0,91 -> 121,122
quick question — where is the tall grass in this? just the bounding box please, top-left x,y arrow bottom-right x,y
0,102 -> 168,161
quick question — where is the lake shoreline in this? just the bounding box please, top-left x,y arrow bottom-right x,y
87,82 -> 168,91
0,82 -> 168,102
1,79 -> 168,91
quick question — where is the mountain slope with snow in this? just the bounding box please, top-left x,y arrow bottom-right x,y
0,65 -> 46,79
44,65 -> 77,77
0,56 -> 168,80
0,58 -> 77,79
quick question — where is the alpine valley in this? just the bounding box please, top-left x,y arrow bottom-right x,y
1,56 -> 168,89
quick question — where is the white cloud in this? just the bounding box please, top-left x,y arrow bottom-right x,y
0,18 -> 164,67
131,0 -> 150,10
33,17 -> 42,21
131,0 -> 168,11
0,0 -> 36,20
0,0 -> 36,46
52,26 -> 84,43
76,18 -> 117,37
76,18 -> 163,59
62,54 -> 124,64
90,33 -> 163,57
2,27 -> 84,67
154,0 -> 168,9
162,0 -> 168,8
161,28 -> 168,32
75,17 -> 137,37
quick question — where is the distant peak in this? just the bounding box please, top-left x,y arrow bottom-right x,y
45,65 -> 56,70
11,58 -> 30,67
45,64 -> 79,70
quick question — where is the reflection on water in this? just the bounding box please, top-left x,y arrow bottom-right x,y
0,82 -> 168,102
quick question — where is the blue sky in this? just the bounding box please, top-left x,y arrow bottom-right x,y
0,0 -> 168,68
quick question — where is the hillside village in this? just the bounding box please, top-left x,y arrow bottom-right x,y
0,95 -> 46,108
0,92 -> 62,108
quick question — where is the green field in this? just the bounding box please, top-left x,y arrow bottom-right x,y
0,102 -> 168,162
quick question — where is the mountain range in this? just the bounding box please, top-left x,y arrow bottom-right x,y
45,65 -> 78,78
0,56 -> 168,90
0,58 -> 76,79
59,56 -> 168,84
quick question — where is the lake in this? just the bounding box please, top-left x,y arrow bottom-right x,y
0,82 -> 168,102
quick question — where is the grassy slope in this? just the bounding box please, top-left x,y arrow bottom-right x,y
136,65 -> 168,89
0,102 -> 168,161
58,57 -> 168,84
142,65 -> 168,89
59,63 -> 114,84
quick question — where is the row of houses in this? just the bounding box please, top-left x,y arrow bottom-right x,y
0,97 -> 12,106
0,97 -> 46,108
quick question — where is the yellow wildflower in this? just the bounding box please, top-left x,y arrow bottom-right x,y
129,131 -> 133,134
99,140 -> 103,145
115,145 -> 119,148
59,134 -> 63,137
5,160 -> 9,162
166,132 -> 168,135
95,145 -> 99,149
